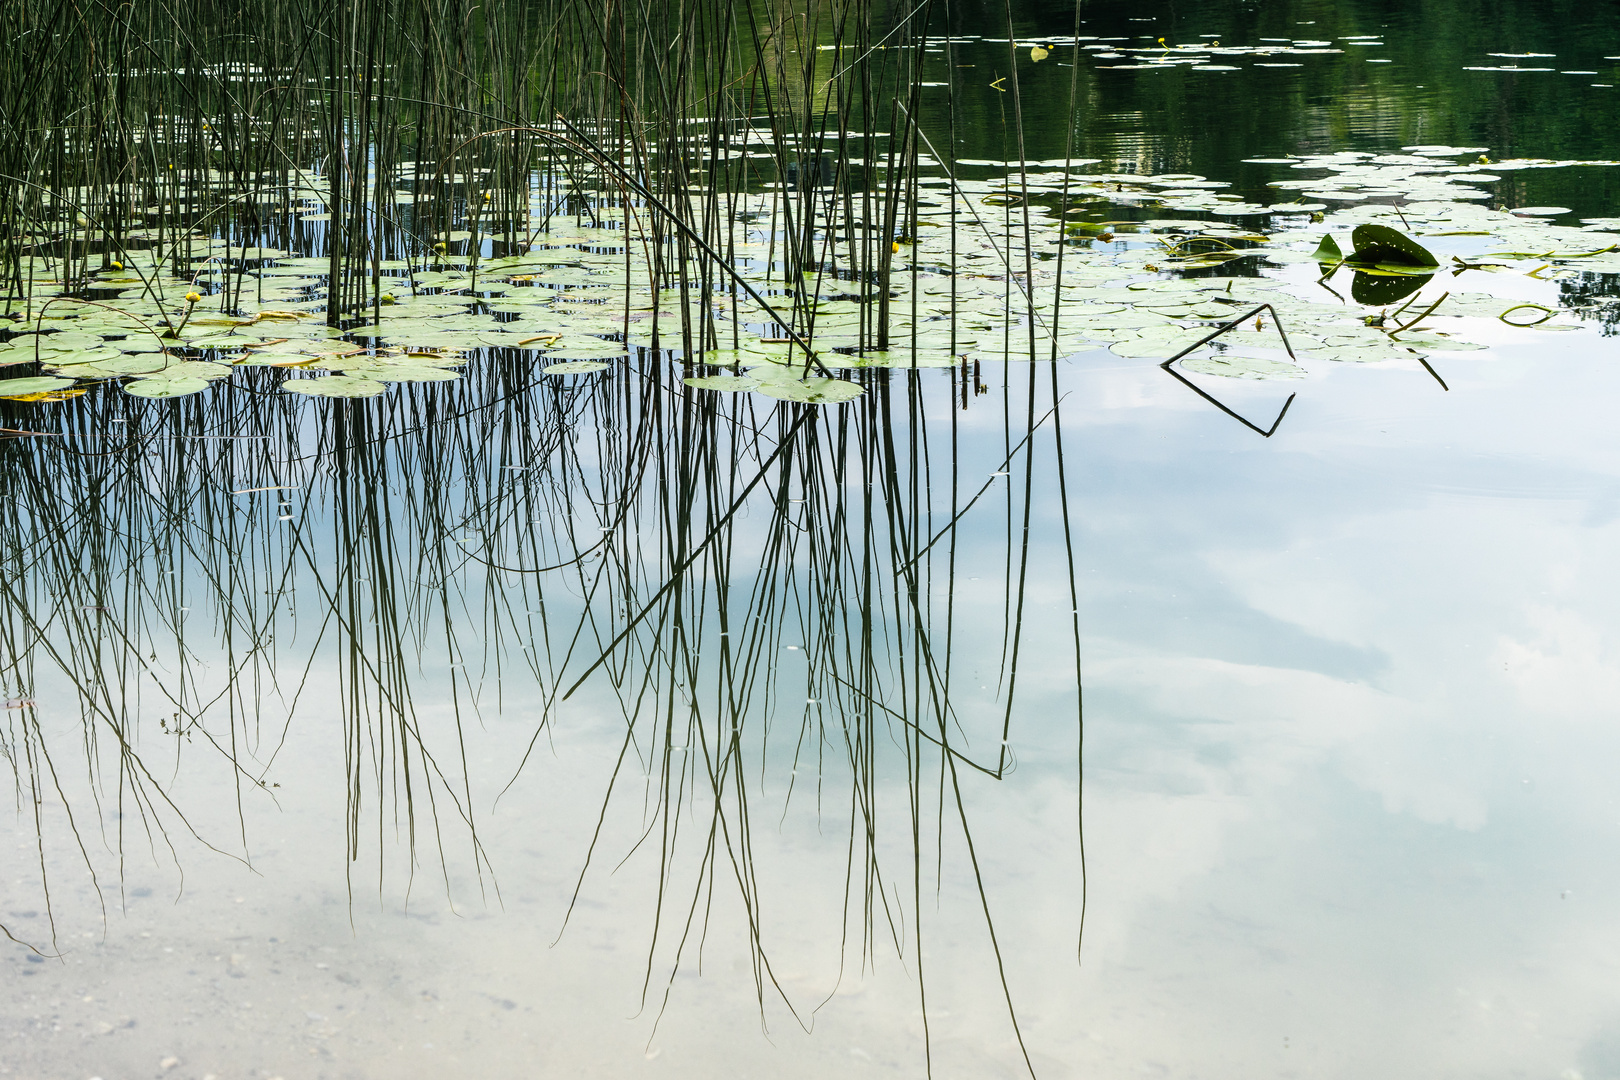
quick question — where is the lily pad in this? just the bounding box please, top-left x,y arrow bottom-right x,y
684,375 -> 760,392
0,376 -> 74,396
1311,233 -> 1343,265
754,377 -> 865,405
35,347 -> 123,367
281,377 -> 388,398
544,345 -> 629,360
364,365 -> 462,382
136,361 -> 235,381
1346,224 -> 1439,268
1181,355 -> 1306,380
124,377 -> 212,398
543,360 -> 611,374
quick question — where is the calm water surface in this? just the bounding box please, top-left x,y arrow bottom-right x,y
6,2 -> 1620,1078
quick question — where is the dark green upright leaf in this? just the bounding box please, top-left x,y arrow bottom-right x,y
1348,224 -> 1438,268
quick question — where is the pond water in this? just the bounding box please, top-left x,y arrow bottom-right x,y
5,1 -> 1620,1078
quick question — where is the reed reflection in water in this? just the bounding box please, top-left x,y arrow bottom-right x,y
0,354 -> 1086,1075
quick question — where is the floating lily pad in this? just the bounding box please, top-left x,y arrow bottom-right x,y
136,361 -> 235,381
1389,332 -> 1488,352
543,360 -> 611,374
1346,223 -> 1439,268
544,345 -> 629,360
684,375 -> 760,392
282,377 -> 388,398
1181,355 -> 1306,380
365,365 -> 462,382
35,347 -> 123,367
1311,233 -> 1344,264
754,378 -> 865,405
0,376 -> 74,396
124,377 -> 212,398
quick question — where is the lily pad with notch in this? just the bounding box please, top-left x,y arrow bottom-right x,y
754,377 -> 865,405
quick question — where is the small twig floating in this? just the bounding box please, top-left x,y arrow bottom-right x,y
1158,303 -> 1297,439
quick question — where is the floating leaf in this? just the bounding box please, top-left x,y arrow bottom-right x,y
543,360 -> 611,374
365,365 -> 461,382
36,347 -> 123,367
684,375 -> 760,392
1391,332 -> 1488,352
124,377 -> 212,398
1311,233 -> 1343,264
1181,355 -> 1306,380
754,377 -> 865,405
0,376 -> 74,396
6,388 -> 86,402
544,346 -> 628,361
1346,223 -> 1438,268
282,377 -> 388,398
135,361 -> 235,382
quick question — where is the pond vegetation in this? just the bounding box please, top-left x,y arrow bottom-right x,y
6,0 -> 1620,1076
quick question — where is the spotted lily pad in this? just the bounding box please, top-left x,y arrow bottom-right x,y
1345,224 -> 1440,270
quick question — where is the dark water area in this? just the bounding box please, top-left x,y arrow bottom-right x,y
932,0 -> 1620,213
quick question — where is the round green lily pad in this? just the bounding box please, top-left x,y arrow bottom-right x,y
754,378 -> 865,405
281,377 -> 388,398
0,376 -> 74,396
124,377 -> 212,398
543,360 -> 611,374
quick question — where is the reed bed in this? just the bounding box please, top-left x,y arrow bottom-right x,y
0,0 -> 1088,1072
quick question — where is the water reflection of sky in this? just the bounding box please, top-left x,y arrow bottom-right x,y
1055,321 -> 1620,1078
8,5 -> 1620,1074
9,312 -> 1620,1077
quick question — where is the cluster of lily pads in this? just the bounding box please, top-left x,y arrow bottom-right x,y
1,143 -> 1616,405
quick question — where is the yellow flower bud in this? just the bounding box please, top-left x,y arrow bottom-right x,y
111,260 -> 123,271
185,291 -> 201,304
